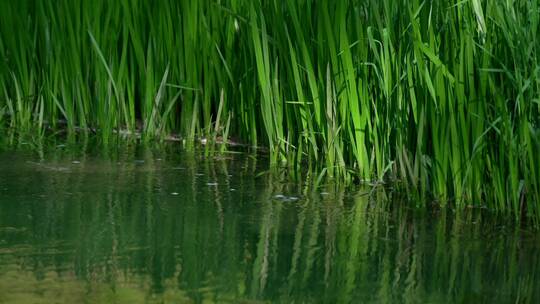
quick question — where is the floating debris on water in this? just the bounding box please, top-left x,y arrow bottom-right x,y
273,194 -> 299,202
27,161 -> 70,172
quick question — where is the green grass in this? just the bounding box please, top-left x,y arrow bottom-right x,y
0,0 -> 539,223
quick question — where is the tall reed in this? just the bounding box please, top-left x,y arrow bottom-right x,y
0,0 -> 539,223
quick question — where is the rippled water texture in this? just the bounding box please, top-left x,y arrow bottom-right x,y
0,141 -> 539,303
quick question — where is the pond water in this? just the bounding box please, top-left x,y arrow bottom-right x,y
0,140 -> 539,303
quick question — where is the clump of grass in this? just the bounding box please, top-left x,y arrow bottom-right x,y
0,0 -> 539,224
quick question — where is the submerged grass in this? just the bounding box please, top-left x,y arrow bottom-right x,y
0,0 -> 539,223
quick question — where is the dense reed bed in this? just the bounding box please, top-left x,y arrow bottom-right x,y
0,0 -> 539,222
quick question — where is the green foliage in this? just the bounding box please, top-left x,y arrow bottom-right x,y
0,0 -> 539,222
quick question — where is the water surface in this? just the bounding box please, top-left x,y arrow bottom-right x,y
0,141 -> 539,303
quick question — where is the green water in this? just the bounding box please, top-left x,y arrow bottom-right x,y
0,142 -> 539,303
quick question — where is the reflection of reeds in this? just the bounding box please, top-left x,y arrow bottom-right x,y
0,146 -> 539,303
